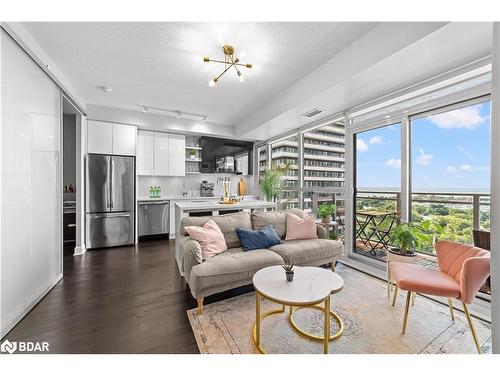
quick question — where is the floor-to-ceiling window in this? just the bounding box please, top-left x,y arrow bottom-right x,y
410,98 -> 491,252
270,134 -> 299,209
353,123 -> 401,260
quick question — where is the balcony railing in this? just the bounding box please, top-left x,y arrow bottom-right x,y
353,190 -> 491,295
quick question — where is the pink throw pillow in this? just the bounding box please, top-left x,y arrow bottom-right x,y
285,213 -> 318,240
185,220 -> 227,260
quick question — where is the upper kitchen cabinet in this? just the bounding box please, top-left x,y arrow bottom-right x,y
137,131 -> 154,175
87,120 -> 113,154
112,123 -> 136,155
87,120 -> 136,156
137,131 -> 185,176
154,132 -> 170,175
168,134 -> 185,176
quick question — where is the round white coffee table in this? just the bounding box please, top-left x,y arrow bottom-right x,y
252,265 -> 344,354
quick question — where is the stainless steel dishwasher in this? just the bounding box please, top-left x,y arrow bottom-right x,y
138,201 -> 169,237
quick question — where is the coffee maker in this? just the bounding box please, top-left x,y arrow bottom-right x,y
200,180 -> 215,197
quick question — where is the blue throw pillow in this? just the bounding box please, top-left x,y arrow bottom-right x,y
236,224 -> 281,251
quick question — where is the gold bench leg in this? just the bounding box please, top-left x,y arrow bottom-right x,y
462,302 -> 481,354
402,291 -> 411,334
392,285 -> 399,306
448,297 -> 455,321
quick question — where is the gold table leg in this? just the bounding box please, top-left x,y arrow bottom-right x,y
324,295 -> 330,354
255,291 -> 260,347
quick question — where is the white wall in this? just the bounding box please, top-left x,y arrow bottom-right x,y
1,30 -> 63,337
490,22 -> 500,354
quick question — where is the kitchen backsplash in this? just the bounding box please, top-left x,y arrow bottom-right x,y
138,174 -> 259,198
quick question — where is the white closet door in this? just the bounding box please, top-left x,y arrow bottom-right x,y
1,31 -> 62,337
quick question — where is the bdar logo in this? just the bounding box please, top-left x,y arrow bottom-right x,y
1,339 -> 17,354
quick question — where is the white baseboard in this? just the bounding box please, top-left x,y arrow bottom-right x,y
0,273 -> 63,339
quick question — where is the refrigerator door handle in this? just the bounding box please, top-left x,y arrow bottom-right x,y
88,212 -> 132,219
110,158 -> 114,209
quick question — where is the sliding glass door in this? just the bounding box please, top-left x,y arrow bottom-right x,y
353,123 -> 401,261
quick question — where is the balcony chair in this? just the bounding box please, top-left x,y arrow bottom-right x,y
473,229 -> 491,292
389,240 -> 490,353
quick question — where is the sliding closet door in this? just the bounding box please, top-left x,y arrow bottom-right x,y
1,30 -> 62,337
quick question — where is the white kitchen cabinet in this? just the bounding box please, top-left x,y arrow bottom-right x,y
168,134 -> 185,176
154,132 -> 170,176
137,131 -> 154,175
87,120 -> 137,156
113,123 -> 136,155
87,120 -> 112,154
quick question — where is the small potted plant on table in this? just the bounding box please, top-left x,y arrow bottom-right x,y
188,149 -> 197,160
282,264 -> 294,281
317,203 -> 336,224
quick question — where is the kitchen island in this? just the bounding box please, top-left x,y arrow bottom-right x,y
174,199 -> 275,274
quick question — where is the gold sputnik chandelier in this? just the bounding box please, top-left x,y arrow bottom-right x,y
203,45 -> 252,86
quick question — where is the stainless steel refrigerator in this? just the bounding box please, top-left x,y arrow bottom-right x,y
85,154 -> 135,249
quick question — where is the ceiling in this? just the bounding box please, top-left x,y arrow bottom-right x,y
22,22 -> 377,127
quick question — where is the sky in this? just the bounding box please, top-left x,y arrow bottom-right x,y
356,101 -> 491,192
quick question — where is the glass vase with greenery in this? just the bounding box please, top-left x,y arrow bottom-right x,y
389,219 -> 443,256
260,163 -> 291,207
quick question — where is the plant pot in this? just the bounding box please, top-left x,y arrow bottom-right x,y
321,215 -> 331,224
388,247 -> 416,257
189,154 -> 196,160
285,271 -> 294,282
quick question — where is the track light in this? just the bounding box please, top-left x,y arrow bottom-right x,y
139,105 -> 206,122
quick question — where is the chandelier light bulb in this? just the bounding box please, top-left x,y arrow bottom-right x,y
209,79 -> 216,87
237,71 -> 244,82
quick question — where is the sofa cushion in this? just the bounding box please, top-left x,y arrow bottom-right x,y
181,211 -> 252,248
236,224 -> 281,251
184,220 -> 227,260
285,213 -> 318,240
251,209 -> 305,239
269,239 -> 343,265
189,247 -> 283,295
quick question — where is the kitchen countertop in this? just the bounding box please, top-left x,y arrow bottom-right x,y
137,195 -> 259,202
174,199 -> 275,211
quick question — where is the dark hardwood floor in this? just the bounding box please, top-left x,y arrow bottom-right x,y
5,239 -> 253,354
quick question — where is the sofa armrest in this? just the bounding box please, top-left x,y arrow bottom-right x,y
179,235 -> 202,280
316,224 -> 328,239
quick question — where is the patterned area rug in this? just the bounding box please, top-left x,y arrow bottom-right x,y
187,264 -> 492,354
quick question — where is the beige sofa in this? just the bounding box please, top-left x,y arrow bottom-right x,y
179,209 -> 344,314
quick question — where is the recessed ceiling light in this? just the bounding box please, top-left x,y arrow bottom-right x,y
101,86 -> 112,93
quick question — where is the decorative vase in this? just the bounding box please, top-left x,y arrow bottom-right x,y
286,271 -> 294,282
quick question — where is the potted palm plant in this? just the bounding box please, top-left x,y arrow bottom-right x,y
389,219 -> 443,259
260,163 -> 291,208
317,203 -> 336,224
